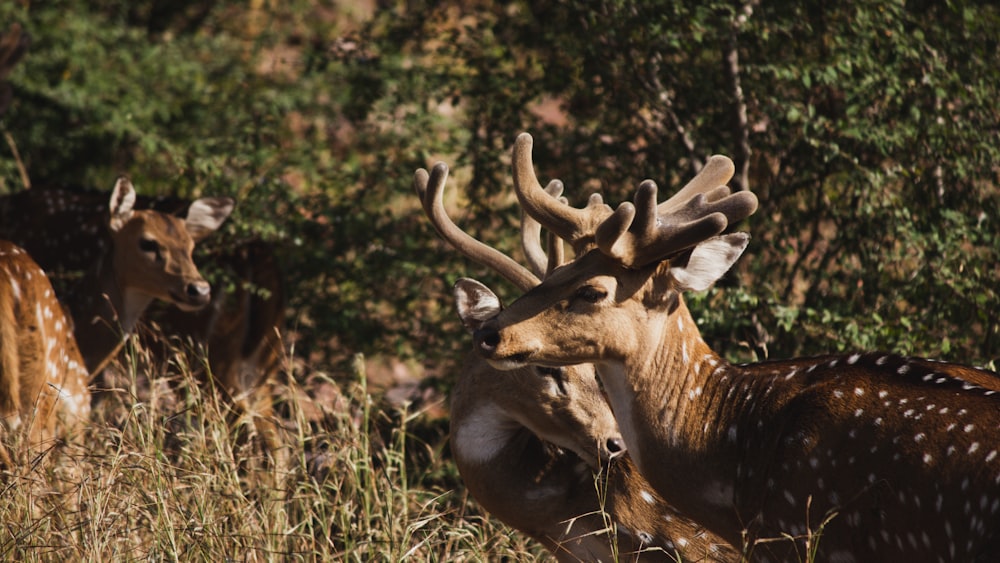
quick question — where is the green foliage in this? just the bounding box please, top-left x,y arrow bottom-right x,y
7,0 -> 995,371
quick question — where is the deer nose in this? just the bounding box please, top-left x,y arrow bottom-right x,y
474,327 -> 501,357
602,437 -> 627,465
186,280 -> 211,304
607,437 -> 626,456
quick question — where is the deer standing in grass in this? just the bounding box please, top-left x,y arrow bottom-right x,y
416,163 -> 737,561
0,177 -> 232,465
459,133 -> 1000,561
0,184 -> 285,459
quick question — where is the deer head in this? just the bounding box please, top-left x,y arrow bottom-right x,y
414,162 -> 625,466
475,133 -> 757,373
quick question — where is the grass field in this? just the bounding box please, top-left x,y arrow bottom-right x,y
0,346 -> 546,562
0,342 -> 834,562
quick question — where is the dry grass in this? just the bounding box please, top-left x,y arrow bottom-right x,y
1,339 -> 829,562
0,344 -> 544,561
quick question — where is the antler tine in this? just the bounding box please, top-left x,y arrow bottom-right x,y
545,197 -> 568,274
513,133 -> 613,253
520,180 -> 565,278
595,177 -> 759,269
414,163 -> 540,292
658,155 -> 737,213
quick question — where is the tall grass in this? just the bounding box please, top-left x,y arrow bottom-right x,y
1,340 -> 831,562
0,345 -> 544,561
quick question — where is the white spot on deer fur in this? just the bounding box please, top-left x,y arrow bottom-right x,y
964,424 -> 975,433
640,490 -> 655,504
969,443 -> 980,455
847,353 -> 861,365
783,490 -> 796,507
986,450 -> 997,463
898,364 -> 911,375
924,453 -> 933,464
874,417 -> 883,426
876,355 -> 889,365
914,433 -> 926,442
854,408 -> 864,417
834,390 -> 844,399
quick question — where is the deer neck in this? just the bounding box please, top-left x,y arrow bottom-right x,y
69,253 -> 153,376
595,294 -> 759,543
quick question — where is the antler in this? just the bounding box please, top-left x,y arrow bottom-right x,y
594,180 -> 758,268
520,181 -> 567,278
512,133 -> 614,254
513,132 -> 758,269
414,163 -> 540,292
657,154 -> 737,214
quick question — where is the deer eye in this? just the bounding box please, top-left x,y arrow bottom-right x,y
574,286 -> 607,303
139,237 -> 161,257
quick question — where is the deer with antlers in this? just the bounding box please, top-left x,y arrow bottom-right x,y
416,163 -> 738,561
455,133 -> 1000,561
0,177 -> 232,465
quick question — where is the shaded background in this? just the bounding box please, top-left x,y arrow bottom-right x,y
1,0 -> 998,405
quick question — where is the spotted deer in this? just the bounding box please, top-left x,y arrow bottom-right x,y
0,177 -> 232,465
415,163 -> 737,561
460,133 -> 1000,561
0,242 -> 89,467
0,184 -> 285,458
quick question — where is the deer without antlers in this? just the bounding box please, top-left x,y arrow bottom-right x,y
416,162 -> 737,561
0,184 -> 285,459
0,177 -> 232,465
464,133 -> 1000,561
0,242 -> 89,466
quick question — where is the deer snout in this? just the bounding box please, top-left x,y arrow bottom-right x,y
184,279 -> 212,307
601,436 -> 627,465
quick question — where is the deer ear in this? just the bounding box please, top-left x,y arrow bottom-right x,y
185,197 -> 235,241
669,233 -> 749,292
453,278 -> 503,332
108,176 -> 136,232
